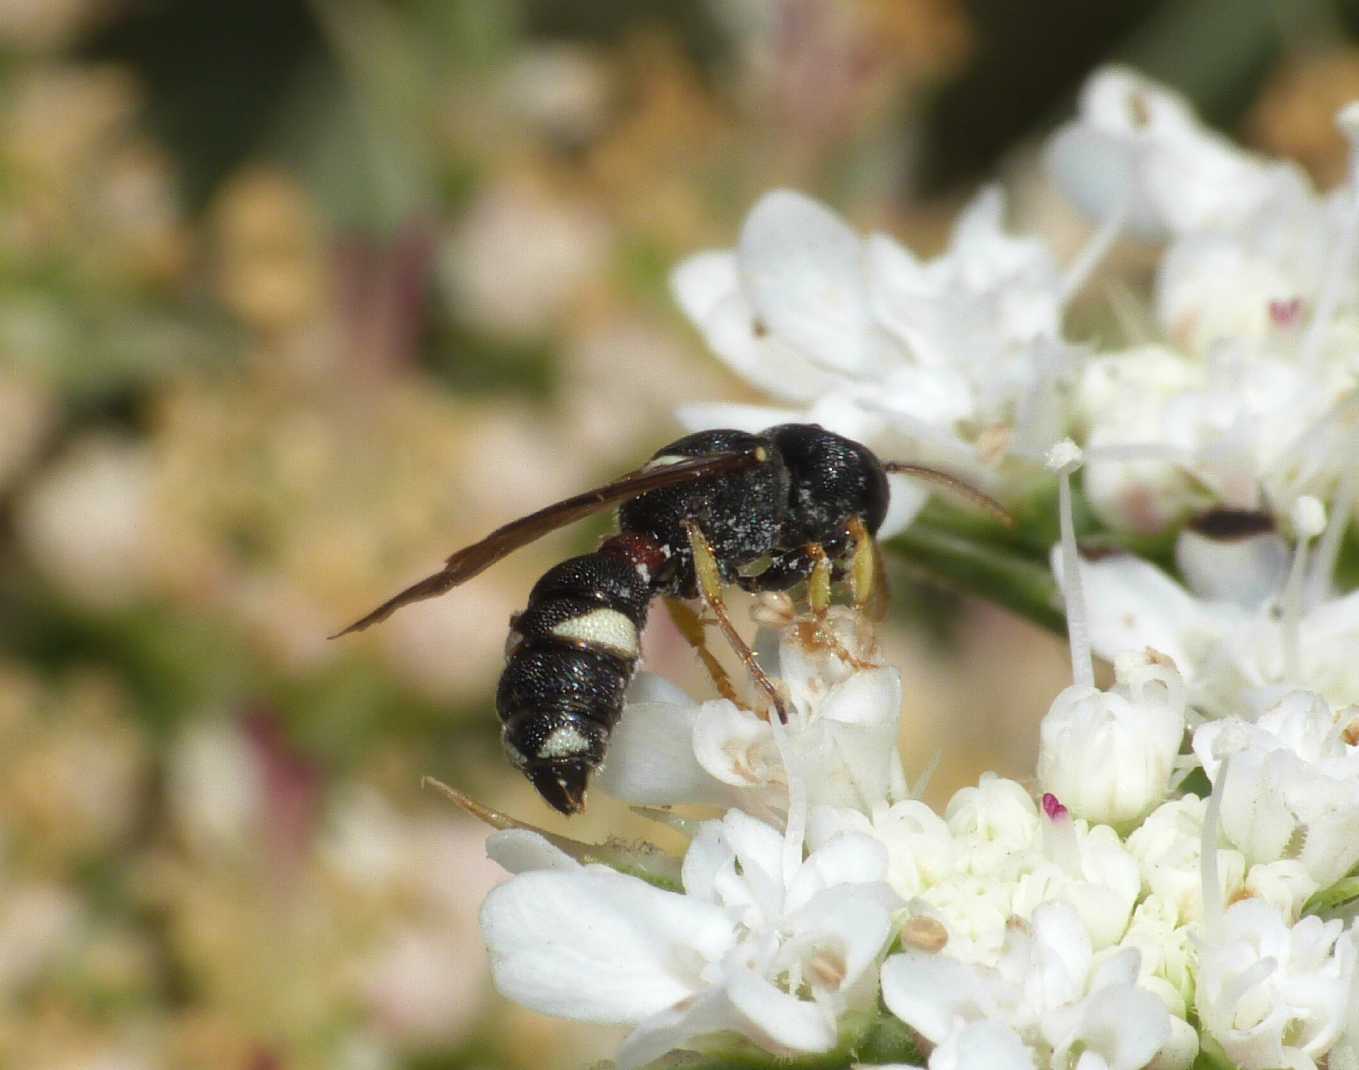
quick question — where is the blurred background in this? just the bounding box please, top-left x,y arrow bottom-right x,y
3,1 -> 1359,1066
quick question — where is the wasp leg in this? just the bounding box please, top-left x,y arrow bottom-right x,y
682,519 -> 788,724
847,516 -> 889,621
786,531 -> 876,671
806,542 -> 833,616
663,597 -> 745,708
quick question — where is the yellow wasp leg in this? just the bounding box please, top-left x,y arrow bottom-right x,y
663,597 -> 744,708
683,519 -> 788,723
806,542 -> 833,616
847,516 -> 889,621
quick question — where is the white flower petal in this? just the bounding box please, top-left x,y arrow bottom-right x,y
806,805 -> 874,847
680,819 -> 731,904
878,472 -> 932,540
819,667 -> 902,729
718,809 -> 787,889
1149,1017 -> 1200,1070
671,243 -> 847,402
627,671 -> 694,705
615,987 -> 742,1070
481,867 -> 736,1023
1058,548 -> 1211,674
675,400 -> 805,435
1027,901 -> 1094,1006
692,700 -> 778,789
686,811 -> 786,921
1197,898 -> 1356,1069
1243,860 -> 1318,924
672,250 -> 738,324
1174,525 -> 1288,608
1045,67 -> 1291,239
871,800 -> 956,897
784,884 -> 897,992
598,698 -> 732,806
1087,947 -> 1141,993
702,291 -> 846,402
1045,124 -> 1151,235
817,668 -> 903,807
945,773 -> 1040,873
870,362 -> 977,425
880,951 -> 997,1045
738,189 -> 882,376
725,964 -> 840,1053
786,833 -> 890,912
930,1020 -> 1036,1070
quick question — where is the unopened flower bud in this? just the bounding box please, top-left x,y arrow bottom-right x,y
1038,650 -> 1186,827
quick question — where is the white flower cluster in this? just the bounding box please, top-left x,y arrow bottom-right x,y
674,67 -> 1359,540
478,582 -> 1359,1070
475,68 -> 1359,1070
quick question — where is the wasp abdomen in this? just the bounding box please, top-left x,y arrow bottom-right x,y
508,596 -> 641,660
496,547 -> 654,814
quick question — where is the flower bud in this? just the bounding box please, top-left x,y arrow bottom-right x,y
1038,650 -> 1186,826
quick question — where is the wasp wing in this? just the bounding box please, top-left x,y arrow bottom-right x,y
330,446 -> 765,637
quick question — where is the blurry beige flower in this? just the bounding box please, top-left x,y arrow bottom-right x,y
561,315 -> 729,455
0,0 -> 99,50
3,670 -> 149,868
3,67 -> 137,170
0,882 -> 81,994
443,176 -> 611,337
501,44 -> 613,146
327,790 -> 502,1045
586,36 -> 725,244
88,143 -> 189,285
150,366 -> 586,694
16,432 -> 155,610
1,66 -> 139,238
213,168 -> 328,333
167,717 -> 266,858
0,371 -> 54,493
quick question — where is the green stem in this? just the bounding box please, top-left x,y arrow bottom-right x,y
886,520 -> 1066,634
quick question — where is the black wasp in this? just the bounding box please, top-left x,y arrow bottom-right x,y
334,424 -> 1006,815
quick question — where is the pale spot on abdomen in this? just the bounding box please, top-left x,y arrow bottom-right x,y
550,607 -> 639,659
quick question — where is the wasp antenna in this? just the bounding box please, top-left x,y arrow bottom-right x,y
883,462 -> 1013,526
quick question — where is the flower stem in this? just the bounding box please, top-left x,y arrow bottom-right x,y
886,520 -> 1066,634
